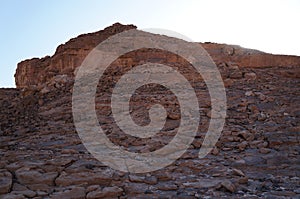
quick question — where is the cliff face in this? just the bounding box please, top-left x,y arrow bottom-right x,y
202,42 -> 300,68
14,23 -> 300,88
1,23 -> 300,198
14,23 -> 137,88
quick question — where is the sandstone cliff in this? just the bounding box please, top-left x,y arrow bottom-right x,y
14,23 -> 137,88
14,23 -> 300,88
1,23 -> 299,198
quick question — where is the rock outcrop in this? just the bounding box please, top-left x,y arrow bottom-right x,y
14,23 -> 300,88
1,23 -> 299,198
202,42 -> 300,68
14,23 -> 137,88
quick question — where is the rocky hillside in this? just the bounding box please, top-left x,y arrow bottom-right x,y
1,23 -> 300,198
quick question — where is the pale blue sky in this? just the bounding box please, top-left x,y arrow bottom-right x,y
1,0 -> 299,87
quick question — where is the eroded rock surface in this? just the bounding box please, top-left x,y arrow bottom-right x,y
1,23 -> 300,198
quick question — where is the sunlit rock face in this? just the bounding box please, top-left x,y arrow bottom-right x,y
14,23 -> 300,89
14,23 -> 137,88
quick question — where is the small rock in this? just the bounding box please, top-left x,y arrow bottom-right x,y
51,187 -> 85,199
221,180 -> 236,193
168,112 -> 180,120
238,177 -> 248,184
129,175 -> 145,183
259,147 -> 271,154
61,149 -> 77,154
244,72 -> 257,81
15,168 -> 58,185
0,170 -> 13,194
245,90 -> 255,97
239,130 -> 255,141
0,193 -> 26,199
183,179 -> 222,189
145,176 -> 158,185
294,187 -> 300,194
258,93 -> 267,101
257,112 -> 267,121
229,67 -> 243,79
86,185 -> 100,192
157,183 -> 178,191
238,141 -> 248,151
27,184 -> 51,192
55,171 -> 112,186
11,189 -> 36,198
155,171 -> 173,181
224,78 -> 234,87
232,168 -> 245,176
12,183 -> 36,197
36,190 -> 48,196
87,186 -> 123,199
40,86 -> 50,94
211,147 -> 219,155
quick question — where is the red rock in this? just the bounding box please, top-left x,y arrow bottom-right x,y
14,23 -> 137,88
244,72 -> 257,81
14,24 -> 300,90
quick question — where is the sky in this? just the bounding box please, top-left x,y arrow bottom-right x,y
1,0 -> 299,88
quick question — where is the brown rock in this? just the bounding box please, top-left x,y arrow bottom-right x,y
10,190 -> 36,198
14,23 -> 137,88
221,180 -> 236,193
144,175 -> 158,185
183,179 -> 223,189
0,170 -> 13,194
259,147 -> 271,154
15,168 -> 58,185
232,168 -> 245,177
86,185 -> 100,193
0,193 -> 26,199
211,147 -> 219,155
238,141 -> 248,151
87,186 -> 123,199
55,171 -> 112,186
11,183 -> 36,197
223,78 -> 234,87
238,177 -> 249,184
0,22 -> 299,199
245,90 -> 254,96
239,130 -> 255,141
157,183 -> 178,191
244,72 -> 257,81
168,112 -> 180,120
51,187 -> 86,199
229,70 -> 243,79
128,175 -> 145,183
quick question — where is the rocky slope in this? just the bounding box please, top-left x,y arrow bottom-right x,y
1,23 -> 300,198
